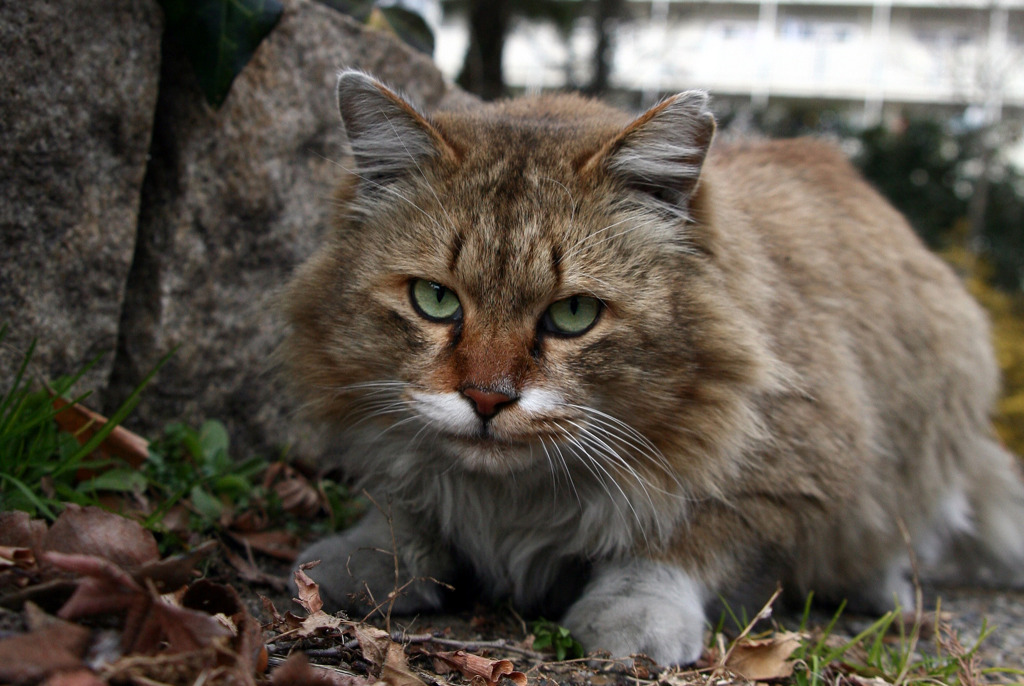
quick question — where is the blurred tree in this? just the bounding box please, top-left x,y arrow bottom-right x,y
448,0 -> 624,100
455,0 -> 511,100
582,0 -> 626,96
855,119 -> 966,250
854,117 -> 1024,291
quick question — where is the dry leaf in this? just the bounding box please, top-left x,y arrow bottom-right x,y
724,631 -> 803,680
40,668 -> 107,686
100,648 -> 230,685
46,550 -> 234,655
294,566 -> 324,614
355,625 -> 427,686
229,530 -> 302,561
265,463 -> 325,518
133,539 -> 217,593
223,544 -> 289,590
287,567 -> 345,636
0,617 -> 91,683
51,396 -> 150,467
432,650 -> 527,686
0,545 -> 35,571
45,504 -> 160,570
272,653 -> 374,686
0,510 -> 48,553
262,595 -> 286,626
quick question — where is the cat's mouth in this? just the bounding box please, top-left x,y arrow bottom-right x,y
441,427 -> 561,473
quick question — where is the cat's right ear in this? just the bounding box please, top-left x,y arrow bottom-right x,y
584,91 -> 716,219
336,70 -> 455,186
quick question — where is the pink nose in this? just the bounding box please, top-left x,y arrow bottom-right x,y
462,387 -> 516,418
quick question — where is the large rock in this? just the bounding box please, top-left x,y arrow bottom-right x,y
0,0 -> 162,399
103,0 -> 468,457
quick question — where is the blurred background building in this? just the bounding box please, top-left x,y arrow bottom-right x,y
434,0 -> 1023,128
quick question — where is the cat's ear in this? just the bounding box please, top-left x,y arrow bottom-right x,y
588,91 -> 715,217
336,70 -> 455,185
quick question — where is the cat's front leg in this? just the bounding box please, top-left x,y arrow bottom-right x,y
296,507 -> 455,616
561,559 -> 707,665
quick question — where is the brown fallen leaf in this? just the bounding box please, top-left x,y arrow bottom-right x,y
0,545 -> 35,571
294,565 -> 324,614
99,648 -> 241,685
133,539 -> 218,593
271,653 -> 374,686
262,595 -> 286,627
229,529 -> 302,561
0,510 -> 48,551
46,550 -> 234,655
723,631 -> 803,681
283,566 -> 346,637
431,650 -> 527,686
223,544 -> 289,591
355,625 -> 427,686
51,396 -> 150,467
44,504 -> 160,570
40,668 -> 108,686
263,462 -> 325,518
0,615 -> 91,683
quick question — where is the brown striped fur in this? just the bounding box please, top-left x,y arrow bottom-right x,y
283,72 -> 1024,664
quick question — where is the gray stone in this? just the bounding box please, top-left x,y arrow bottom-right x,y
104,0 -> 465,457
0,0 -> 162,399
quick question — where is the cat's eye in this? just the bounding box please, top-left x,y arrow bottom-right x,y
543,295 -> 601,336
410,279 -> 462,322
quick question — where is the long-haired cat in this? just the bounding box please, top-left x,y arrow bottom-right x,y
283,70 -> 1024,664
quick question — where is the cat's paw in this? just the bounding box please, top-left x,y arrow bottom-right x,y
294,511 -> 451,616
561,560 -> 706,666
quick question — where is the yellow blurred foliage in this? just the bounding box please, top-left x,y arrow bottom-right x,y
943,244 -> 1024,455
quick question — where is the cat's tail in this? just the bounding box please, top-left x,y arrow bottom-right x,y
922,436 -> 1024,588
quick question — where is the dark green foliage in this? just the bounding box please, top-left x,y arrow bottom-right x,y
852,119 -> 1024,291
318,0 -> 435,55
143,419 -> 267,531
979,172 -> 1024,291
531,619 -> 585,661
855,120 -> 966,249
159,0 -> 284,108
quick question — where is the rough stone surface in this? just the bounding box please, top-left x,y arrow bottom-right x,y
103,0 -> 466,457
0,0 -> 162,399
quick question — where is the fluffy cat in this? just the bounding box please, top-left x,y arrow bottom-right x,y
283,70 -> 1024,664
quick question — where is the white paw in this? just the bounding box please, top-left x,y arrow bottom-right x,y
561,560 -> 707,666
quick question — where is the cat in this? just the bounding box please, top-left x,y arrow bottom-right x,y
282,70 -> 1024,665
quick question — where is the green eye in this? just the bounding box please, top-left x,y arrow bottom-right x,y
544,295 -> 601,336
410,279 -> 461,322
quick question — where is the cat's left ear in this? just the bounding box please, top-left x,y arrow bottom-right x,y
587,91 -> 715,217
336,70 -> 456,186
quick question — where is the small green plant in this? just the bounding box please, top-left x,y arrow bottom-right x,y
532,619 -> 585,661
0,325 -> 166,519
143,420 -> 267,531
788,595 -> 1002,686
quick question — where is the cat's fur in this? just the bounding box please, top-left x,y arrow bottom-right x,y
284,71 -> 1024,664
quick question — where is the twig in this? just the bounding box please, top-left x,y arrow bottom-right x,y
717,584 -> 783,670
359,490 -> 401,635
894,517 -> 925,686
396,632 -> 549,660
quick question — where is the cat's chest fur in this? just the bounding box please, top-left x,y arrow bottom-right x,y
342,432 -> 688,610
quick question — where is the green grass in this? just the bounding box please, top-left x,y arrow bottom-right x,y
0,323 -> 360,548
786,594 -> 1017,686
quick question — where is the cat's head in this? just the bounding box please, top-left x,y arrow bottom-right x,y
286,72 -> 764,488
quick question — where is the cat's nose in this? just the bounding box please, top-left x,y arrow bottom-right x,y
462,386 -> 517,418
